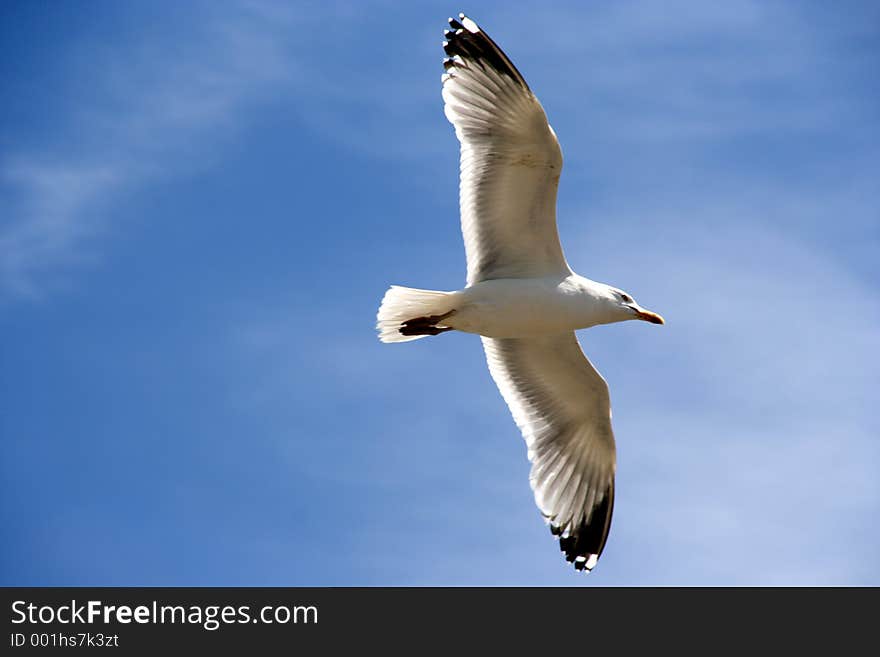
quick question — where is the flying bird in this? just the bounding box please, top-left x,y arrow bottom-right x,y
376,14 -> 664,572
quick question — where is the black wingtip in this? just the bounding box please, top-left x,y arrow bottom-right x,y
442,14 -> 530,90
553,481 -> 615,573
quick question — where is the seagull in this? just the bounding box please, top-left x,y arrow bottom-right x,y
376,13 -> 664,573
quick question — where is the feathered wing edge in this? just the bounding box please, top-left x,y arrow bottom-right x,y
551,480 -> 614,571
440,14 -> 568,285
443,14 -> 530,91
482,334 -> 617,573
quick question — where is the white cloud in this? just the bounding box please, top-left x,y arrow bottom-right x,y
1,162 -> 122,297
0,1 -> 301,298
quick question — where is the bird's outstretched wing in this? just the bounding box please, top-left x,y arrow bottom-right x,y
442,14 -> 570,286
482,333 -> 616,571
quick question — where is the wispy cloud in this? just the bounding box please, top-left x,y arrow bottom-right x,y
0,1 -> 301,298
1,162 -> 121,296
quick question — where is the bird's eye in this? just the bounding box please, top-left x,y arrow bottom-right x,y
620,293 -> 633,304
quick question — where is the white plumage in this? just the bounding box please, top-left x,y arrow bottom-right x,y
377,14 -> 664,572
441,17 -> 567,286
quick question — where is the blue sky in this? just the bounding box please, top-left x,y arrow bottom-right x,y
1,0 -> 878,585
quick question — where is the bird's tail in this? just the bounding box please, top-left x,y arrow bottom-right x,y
376,285 -> 457,343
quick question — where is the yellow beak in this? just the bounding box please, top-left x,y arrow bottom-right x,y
636,309 -> 665,325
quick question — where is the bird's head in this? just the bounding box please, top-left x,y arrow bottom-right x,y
605,286 -> 665,325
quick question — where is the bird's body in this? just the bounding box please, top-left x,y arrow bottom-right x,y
452,275 -> 613,337
385,275 -> 640,340
376,14 -> 663,572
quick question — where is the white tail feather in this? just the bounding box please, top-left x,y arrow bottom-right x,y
376,285 -> 456,343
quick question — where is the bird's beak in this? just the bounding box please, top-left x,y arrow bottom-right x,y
635,308 -> 665,325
